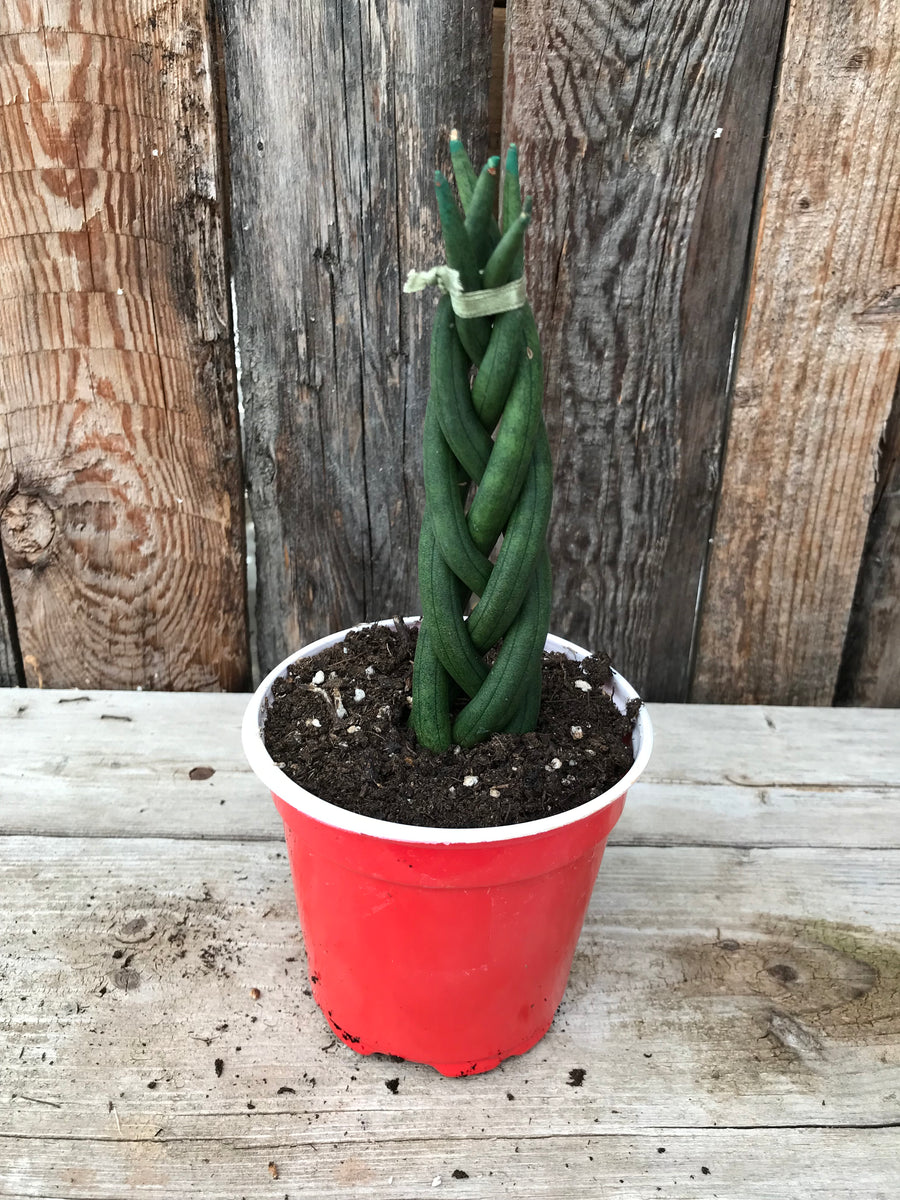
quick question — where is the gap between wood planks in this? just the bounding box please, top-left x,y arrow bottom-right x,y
2,1121 -> 899,1147
2,831 -> 895,852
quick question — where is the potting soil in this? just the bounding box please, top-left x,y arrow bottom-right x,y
262,622 -> 640,829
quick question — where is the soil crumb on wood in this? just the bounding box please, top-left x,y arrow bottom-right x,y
262,623 -> 640,829
567,1067 -> 587,1087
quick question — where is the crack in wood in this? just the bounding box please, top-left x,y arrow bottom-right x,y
3,1120 -> 899,1146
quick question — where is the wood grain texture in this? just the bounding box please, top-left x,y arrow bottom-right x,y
222,0 -> 494,675
692,0 -> 900,704
0,1 -> 249,690
1,836 -> 898,1194
503,0 -> 786,700
3,690 -> 900,845
835,378 -> 900,706
4,1131 -> 899,1199
2,693 -> 899,1195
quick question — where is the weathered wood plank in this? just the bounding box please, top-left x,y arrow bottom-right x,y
1,837 -> 898,1145
503,0 -> 786,700
0,2 -> 249,690
3,691 -> 899,844
3,691 -> 898,1195
836,379 -> 900,706
693,0 -> 900,704
642,704 -> 900,787
0,688 -> 277,839
222,1 -> 494,675
0,555 -> 20,686
2,1129 -> 898,1199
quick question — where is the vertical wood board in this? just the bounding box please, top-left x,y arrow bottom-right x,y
693,0 -> 900,704
835,377 -> 900,706
503,0 -> 786,700
224,0 -> 494,675
0,1 -> 249,690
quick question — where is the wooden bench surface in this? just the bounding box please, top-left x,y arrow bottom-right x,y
2,690 -> 899,1198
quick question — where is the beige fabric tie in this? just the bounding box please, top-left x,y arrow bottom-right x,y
403,266 -> 527,317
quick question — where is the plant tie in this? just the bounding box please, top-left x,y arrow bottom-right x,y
404,266 -> 527,318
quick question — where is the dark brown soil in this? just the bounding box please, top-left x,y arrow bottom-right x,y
262,622 -> 641,830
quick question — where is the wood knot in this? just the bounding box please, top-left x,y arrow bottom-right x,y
0,493 -> 56,566
766,962 -> 799,984
766,1010 -> 823,1060
116,915 -> 155,945
111,966 -> 142,992
855,285 -> 900,323
845,46 -> 874,71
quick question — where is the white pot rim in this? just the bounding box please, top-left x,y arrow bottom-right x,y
242,618 -> 653,846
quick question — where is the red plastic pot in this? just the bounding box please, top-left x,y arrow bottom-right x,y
242,619 -> 652,1077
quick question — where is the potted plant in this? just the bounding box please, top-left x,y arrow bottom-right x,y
242,134 -> 653,1076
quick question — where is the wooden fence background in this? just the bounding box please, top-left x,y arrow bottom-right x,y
1,0 -> 897,706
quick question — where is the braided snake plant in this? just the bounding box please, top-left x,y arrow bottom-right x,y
406,135 -> 553,753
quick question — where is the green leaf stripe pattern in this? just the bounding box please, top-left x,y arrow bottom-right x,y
412,137 -> 553,752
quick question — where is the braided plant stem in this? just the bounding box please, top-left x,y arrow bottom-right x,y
412,138 -> 553,752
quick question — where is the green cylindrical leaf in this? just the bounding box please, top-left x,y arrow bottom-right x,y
467,424 -> 552,652
502,144 -> 526,279
431,296 -> 492,480
471,308 -> 525,431
449,133 -> 478,212
418,512 -> 488,699
451,550 -> 552,747
423,402 -> 492,595
467,311 -> 543,554
464,157 -> 501,265
483,200 -> 531,291
411,622 -> 452,752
